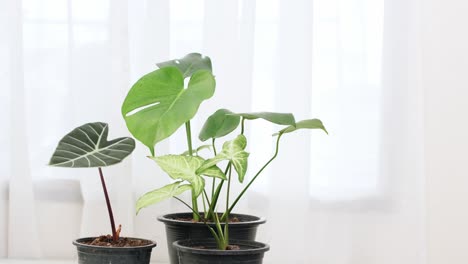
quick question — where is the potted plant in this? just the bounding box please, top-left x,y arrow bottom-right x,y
121,53 -> 327,263
147,117 -> 325,264
49,122 -> 157,264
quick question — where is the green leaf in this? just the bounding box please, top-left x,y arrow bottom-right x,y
49,122 -> 135,168
122,67 -> 216,151
275,119 -> 328,135
181,144 -> 212,156
199,109 -> 241,142
150,155 -> 226,196
157,53 -> 212,78
136,182 -> 191,214
232,112 -> 296,126
150,155 -> 206,196
197,135 -> 249,183
200,165 -> 227,180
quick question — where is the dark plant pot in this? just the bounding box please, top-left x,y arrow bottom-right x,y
158,213 -> 266,264
73,237 -> 157,264
173,239 -> 269,264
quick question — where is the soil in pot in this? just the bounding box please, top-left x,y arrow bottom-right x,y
173,239 -> 270,264
73,237 -> 156,264
83,235 -> 152,247
158,212 -> 266,264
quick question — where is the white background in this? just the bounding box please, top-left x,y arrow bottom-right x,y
0,0 -> 467,263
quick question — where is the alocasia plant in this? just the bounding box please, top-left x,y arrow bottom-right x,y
49,122 -> 135,242
121,53 -> 328,249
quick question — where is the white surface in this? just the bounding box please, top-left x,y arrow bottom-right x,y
2,0 -> 468,263
0,261 -> 168,264
423,0 -> 468,263
0,261 -> 73,264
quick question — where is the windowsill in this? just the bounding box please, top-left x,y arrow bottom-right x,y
0,260 -> 73,264
0,260 -> 167,264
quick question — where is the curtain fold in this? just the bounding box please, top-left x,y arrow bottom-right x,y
6,0 -> 41,258
0,0 -> 430,263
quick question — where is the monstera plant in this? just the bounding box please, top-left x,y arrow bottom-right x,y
120,53 -> 328,256
122,53 -> 218,221
49,122 -> 135,242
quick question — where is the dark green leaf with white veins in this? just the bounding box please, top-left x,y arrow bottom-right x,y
121,67 -> 215,151
136,181 -> 191,214
49,122 -> 135,168
150,155 -> 226,197
232,112 -> 296,126
275,119 -> 328,135
199,109 -> 241,142
157,53 -> 212,78
197,135 -> 249,183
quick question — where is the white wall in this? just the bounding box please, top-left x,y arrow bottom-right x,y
0,182 -> 7,258
423,1 -> 468,263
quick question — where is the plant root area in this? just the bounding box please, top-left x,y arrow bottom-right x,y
83,235 -> 151,247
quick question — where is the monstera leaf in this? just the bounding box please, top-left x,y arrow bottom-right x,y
136,181 -> 192,214
49,122 -> 135,168
150,155 -> 226,197
232,112 -> 296,126
121,67 -> 215,153
197,135 -> 249,183
199,109 -> 241,142
274,119 -> 328,135
157,53 -> 212,78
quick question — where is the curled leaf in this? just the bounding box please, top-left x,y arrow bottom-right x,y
199,109 -> 241,142
274,119 -> 328,136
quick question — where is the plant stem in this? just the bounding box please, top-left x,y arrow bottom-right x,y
191,191 -> 200,221
224,164 -> 233,246
173,196 -> 202,220
203,189 -> 212,205
240,117 -> 245,135
185,121 -> 199,221
201,191 -> 207,216
226,163 -> 232,217
207,163 -> 230,220
173,195 -> 226,250
185,122 -> 194,156
211,138 -> 217,200
98,167 -> 118,242
212,138 -> 217,155
221,133 -> 283,221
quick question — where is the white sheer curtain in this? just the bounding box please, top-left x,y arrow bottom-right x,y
0,0 -> 431,263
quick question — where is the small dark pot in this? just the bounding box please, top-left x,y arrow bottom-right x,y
173,239 -> 269,264
158,213 -> 266,264
73,237 -> 157,264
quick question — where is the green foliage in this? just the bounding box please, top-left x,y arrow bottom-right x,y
181,144 -> 212,156
49,122 -> 135,168
157,53 -> 212,78
136,182 -> 192,214
121,67 -> 215,153
233,112 -> 296,126
199,109 -> 241,142
197,135 -> 249,183
49,122 -> 135,242
122,53 -> 329,250
150,155 -> 226,197
275,119 -> 328,135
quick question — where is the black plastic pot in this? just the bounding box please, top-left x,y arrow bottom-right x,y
73,237 -> 157,264
158,213 -> 266,264
173,239 -> 269,264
